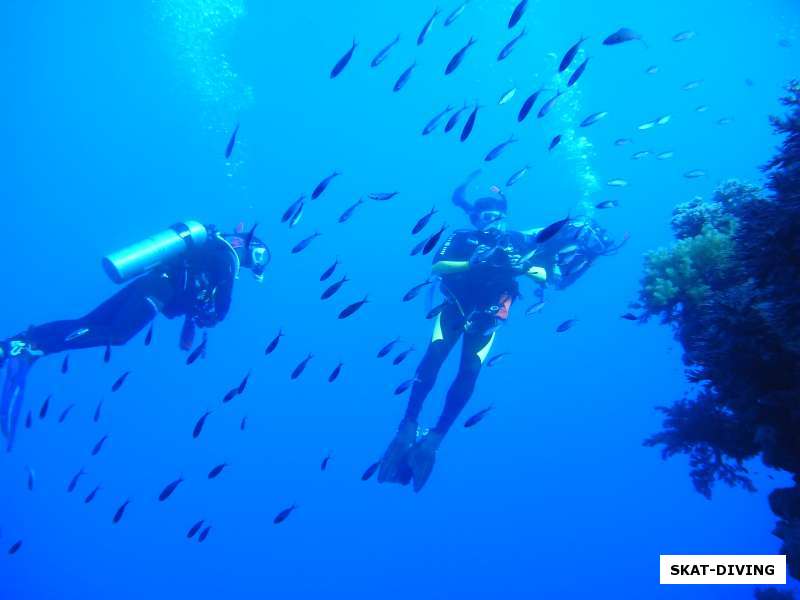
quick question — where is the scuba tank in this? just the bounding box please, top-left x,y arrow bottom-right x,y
102,221 -> 208,284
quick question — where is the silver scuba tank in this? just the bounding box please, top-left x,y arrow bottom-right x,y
102,221 -> 208,284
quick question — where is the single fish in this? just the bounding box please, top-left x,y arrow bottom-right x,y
717,117 -> 734,126
339,198 -> 364,223
328,362 -> 343,383
291,232 -> 321,254
39,395 -> 51,420
288,202 -> 304,229
410,237 -> 428,256
240,416 -> 247,431
536,215 -> 571,243
198,525 -> 212,543
192,411 -> 211,439
568,57 -> 590,87
580,111 -> 608,127
8,540 -> 22,555
684,169 -> 707,178
549,134 -> 562,151
423,224 -> 448,255
446,36 -> 477,75
508,0 -> 528,28
361,461 -> 381,481
637,120 -> 657,131
426,301 -> 447,319
224,123 -> 239,159
445,0 -> 468,26
208,463 -> 228,479
696,105 -> 709,113
603,28 -> 646,47
595,200 -> 618,209
61,354 -> 69,374
464,405 -> 494,428
291,354 -> 314,380
607,179 -> 628,187
67,468 -> 86,493
393,62 -> 416,92
103,344 -> 111,364
682,79 -> 703,91
506,165 -> 529,187
423,105 -> 454,135
320,259 -> 340,281
778,38 -> 792,48
560,35 -> 588,73
556,318 -> 578,333
84,485 -> 101,504
158,476 -> 184,501
93,400 -> 103,423
368,191 -> 399,201
517,87 -> 546,122
485,136 -> 517,162
615,138 -> 633,146
394,377 -> 420,395
444,103 -> 469,132
320,453 -> 333,471
58,403 -> 75,424
112,499 -> 130,524
392,347 -> 416,365
645,65 -> 659,75
460,105 -> 479,142
273,504 -> 297,524
412,207 -> 438,234
371,34 -> 400,68
111,371 -> 131,392
312,171 -> 340,200
656,151 -> 674,160
403,280 -> 432,302
26,466 -> 34,491
265,330 -> 284,355
338,296 -> 369,319
538,90 -> 564,118
237,370 -> 251,395
330,39 -> 357,79
24,411 -> 32,429
281,195 -> 305,223
186,334 -> 208,366
144,323 -> 154,346
377,338 -> 402,358
486,353 -> 511,367
187,520 -> 205,539
498,28 -> 526,61
91,434 -> 109,457
525,301 -> 546,316
631,150 -> 651,160
621,312 -> 639,321
672,30 -> 696,42
418,8 -> 440,45
321,275 -> 349,300
498,87 -> 516,105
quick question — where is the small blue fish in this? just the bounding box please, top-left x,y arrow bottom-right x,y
368,191 -> 399,201
193,410 -> 211,439
580,111 -> 608,127
291,232 -> 321,254
321,275 -> 349,300
93,400 -> 103,423
158,476 -> 184,502
417,8 -> 440,45
497,28 -> 525,61
556,318 -> 578,333
506,165 -> 529,187
320,259 -> 339,281
103,344 -> 111,364
61,354 -> 69,374
330,39 -> 357,78
603,27 -> 646,47
26,466 -> 34,491
485,136 -> 517,162
338,296 -> 369,319
224,123 -> 239,159
39,394 -> 51,420
559,35 -> 588,72
265,330 -> 283,355
84,485 -> 101,504
112,499 -> 130,524
567,56 -> 590,87
274,504 -> 298,524
67,468 -> 86,493
198,526 -> 212,543
371,35 -> 400,68
423,224 -> 448,255
445,1 -> 469,26
361,461 -> 381,481
8,540 -> 22,555
91,434 -> 109,457
444,103 -> 469,133
58,403 -> 75,424
291,354 -> 314,380
392,346 -> 416,365
595,200 -> 618,209
338,198 -> 364,223
320,453 -> 333,471
222,388 -> 237,406
518,87 -> 546,122
394,377 -> 420,395
377,338 -> 402,358
486,353 -> 511,367
537,90 -> 564,118
237,370 -> 251,395
393,62 -> 416,92
240,416 -> 247,431
508,0 -> 528,28
144,323 -> 154,346
312,171 -> 340,200
464,406 -> 494,428
426,301 -> 447,319
328,362 -> 343,383
281,195 -> 305,223
549,135 -> 562,151
423,105 -> 454,135
403,280 -> 432,301
412,207 -> 438,235
187,520 -> 205,539
536,215 -> 571,243
208,463 -> 228,479
460,105 -> 479,141
445,37 -> 476,75
111,371 -> 130,392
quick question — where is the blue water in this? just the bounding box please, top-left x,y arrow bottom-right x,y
1,1 -> 799,598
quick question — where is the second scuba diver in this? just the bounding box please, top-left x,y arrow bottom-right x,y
378,171 -> 626,491
0,221 -> 269,451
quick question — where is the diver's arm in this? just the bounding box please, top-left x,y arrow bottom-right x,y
432,260 -> 471,274
451,170 -> 481,214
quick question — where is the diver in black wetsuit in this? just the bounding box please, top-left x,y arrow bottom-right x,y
378,172 -> 625,492
0,221 -> 269,451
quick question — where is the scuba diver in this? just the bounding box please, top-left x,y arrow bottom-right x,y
0,221 -> 269,451
378,171 -> 626,492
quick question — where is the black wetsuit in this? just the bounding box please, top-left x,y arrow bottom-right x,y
404,228 -> 538,434
21,233 -> 238,355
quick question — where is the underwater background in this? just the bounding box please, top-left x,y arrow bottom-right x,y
1,1 -> 799,598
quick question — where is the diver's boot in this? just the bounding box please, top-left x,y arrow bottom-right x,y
407,429 -> 444,493
377,418 -> 418,485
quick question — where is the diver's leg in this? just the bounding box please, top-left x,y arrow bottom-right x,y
378,305 -> 461,485
406,324 -> 496,492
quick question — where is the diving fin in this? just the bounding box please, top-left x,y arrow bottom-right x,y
406,431 -> 443,493
377,419 -> 418,485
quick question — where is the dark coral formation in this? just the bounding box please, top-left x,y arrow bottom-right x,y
640,83 -> 800,583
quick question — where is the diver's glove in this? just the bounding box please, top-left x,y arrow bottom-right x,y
469,244 -> 512,271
